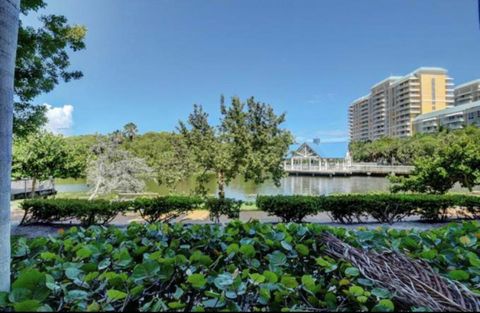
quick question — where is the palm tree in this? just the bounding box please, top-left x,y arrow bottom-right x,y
123,122 -> 138,141
0,0 -> 20,292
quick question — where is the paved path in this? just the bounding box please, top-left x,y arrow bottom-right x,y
11,208 -> 457,238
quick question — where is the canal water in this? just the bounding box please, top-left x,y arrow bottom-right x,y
56,176 -> 391,201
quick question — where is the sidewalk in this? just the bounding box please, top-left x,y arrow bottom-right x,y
11,208 -> 454,238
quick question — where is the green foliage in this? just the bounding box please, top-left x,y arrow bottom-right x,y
19,194 -> 480,227
12,132 -> 84,191
349,127 -> 480,165
15,0 -> 87,137
257,194 -> 480,223
132,196 -> 203,223
204,198 -> 243,223
65,132 -> 196,191
256,195 -> 319,222
19,196 -> 205,226
390,128 -> 480,194
179,96 -> 293,198
20,199 -> 129,226
4,221 -> 480,312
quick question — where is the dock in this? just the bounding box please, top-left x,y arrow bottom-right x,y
11,178 -> 57,200
284,163 -> 414,177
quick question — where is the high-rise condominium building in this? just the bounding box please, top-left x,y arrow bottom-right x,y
348,95 -> 370,141
348,67 -> 454,141
454,80 -> 480,105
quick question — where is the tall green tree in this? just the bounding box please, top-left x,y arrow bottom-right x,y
179,96 -> 293,199
123,122 -> 138,141
14,0 -> 86,137
390,129 -> 480,194
0,0 -> 20,292
123,132 -> 196,190
12,131 -> 84,197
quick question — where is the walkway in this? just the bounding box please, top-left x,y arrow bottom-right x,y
10,208 -> 455,238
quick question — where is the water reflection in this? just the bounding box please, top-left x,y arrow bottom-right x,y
56,176 -> 391,201
224,176 -> 390,201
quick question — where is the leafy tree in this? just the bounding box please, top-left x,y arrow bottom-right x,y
64,132 -> 197,190
14,0 -> 87,137
390,129 -> 480,194
12,131 -> 84,197
124,132 -> 196,190
350,127 -> 480,165
87,136 -> 153,200
178,96 -> 293,199
123,122 -> 138,141
0,0 -> 20,293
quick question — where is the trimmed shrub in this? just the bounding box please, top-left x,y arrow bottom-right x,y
321,195 -> 370,224
132,196 -> 203,223
412,194 -> 454,222
20,199 -> 129,226
450,194 -> 480,219
257,194 -> 480,224
205,197 -> 242,223
256,195 -> 320,222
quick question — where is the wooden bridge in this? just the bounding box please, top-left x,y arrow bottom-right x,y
11,178 -> 57,200
284,163 -> 414,177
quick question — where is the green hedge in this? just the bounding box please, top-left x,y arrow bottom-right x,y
256,195 -> 319,223
20,194 -> 480,226
20,196 -> 237,226
131,196 -> 203,223
257,194 -> 480,223
20,199 -> 129,226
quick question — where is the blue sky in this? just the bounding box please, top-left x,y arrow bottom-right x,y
23,0 -> 480,157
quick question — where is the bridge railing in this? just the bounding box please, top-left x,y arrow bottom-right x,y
283,162 -> 414,173
11,178 -> 56,197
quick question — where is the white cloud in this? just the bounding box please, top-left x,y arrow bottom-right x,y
44,104 -> 74,135
295,130 -> 349,144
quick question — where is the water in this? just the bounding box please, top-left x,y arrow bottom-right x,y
56,176 -> 391,201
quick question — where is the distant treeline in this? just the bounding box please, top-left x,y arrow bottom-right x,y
349,126 -> 480,165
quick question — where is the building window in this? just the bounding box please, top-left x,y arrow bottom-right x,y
468,112 -> 475,120
477,110 -> 480,117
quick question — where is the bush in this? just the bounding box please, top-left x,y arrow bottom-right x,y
205,197 -> 242,223
132,196 -> 203,223
20,199 -> 129,226
20,196 -> 203,226
256,195 -> 320,222
257,194 -> 480,224
4,221 -> 480,312
321,195 -> 370,224
412,194 -> 454,222
19,194 -> 480,226
450,194 -> 480,219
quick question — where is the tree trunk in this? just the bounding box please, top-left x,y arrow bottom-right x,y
89,178 -> 102,200
217,171 -> 225,199
30,177 -> 37,198
0,0 -> 20,292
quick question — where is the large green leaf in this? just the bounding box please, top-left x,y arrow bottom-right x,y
11,270 -> 49,302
